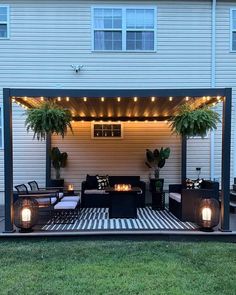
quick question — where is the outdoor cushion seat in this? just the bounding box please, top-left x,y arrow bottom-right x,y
59,192 -> 64,199
37,197 -> 57,205
169,192 -> 181,203
84,189 -> 109,195
54,201 -> 78,210
61,196 -> 81,202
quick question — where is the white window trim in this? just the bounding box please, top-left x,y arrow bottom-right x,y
0,5 -> 10,40
91,5 -> 157,53
91,122 -> 124,139
230,8 -> 236,52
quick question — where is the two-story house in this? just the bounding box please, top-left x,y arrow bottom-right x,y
0,0 -> 235,207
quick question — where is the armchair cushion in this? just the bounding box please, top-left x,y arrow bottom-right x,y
169,192 -> 181,203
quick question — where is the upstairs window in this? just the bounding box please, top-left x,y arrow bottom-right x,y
231,9 -> 236,51
0,6 -> 9,39
92,7 -> 156,51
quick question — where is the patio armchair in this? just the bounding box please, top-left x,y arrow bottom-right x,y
28,181 -> 64,194
169,180 -> 219,222
14,184 -> 59,207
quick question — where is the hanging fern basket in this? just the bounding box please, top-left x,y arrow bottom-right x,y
25,101 -> 73,140
169,104 -> 221,138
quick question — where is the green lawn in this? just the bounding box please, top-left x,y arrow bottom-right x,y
0,240 -> 235,295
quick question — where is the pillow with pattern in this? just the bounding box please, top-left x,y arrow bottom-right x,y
186,178 -> 203,189
96,175 -> 110,190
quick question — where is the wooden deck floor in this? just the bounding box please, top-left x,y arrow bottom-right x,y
1,205 -> 236,240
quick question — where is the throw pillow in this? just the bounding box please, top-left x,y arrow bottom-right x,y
96,175 -> 110,190
186,178 -> 203,189
86,175 -> 98,189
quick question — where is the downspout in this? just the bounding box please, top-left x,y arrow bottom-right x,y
210,0 -> 216,180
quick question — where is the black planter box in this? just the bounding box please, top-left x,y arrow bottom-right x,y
152,192 -> 165,210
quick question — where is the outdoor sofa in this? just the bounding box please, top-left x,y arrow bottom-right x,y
169,180 -> 219,222
81,175 -> 146,208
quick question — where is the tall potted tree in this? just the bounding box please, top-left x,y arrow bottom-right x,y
50,147 -> 68,187
145,147 -> 171,192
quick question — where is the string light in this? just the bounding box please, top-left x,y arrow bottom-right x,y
66,97 -> 70,102
23,96 -> 28,101
40,97 -> 44,101
217,96 -> 221,101
117,97 -> 121,102
83,97 -> 87,102
57,97 -> 61,102
151,97 -> 156,102
185,96 -> 189,101
134,97 -> 138,102
207,96 -> 210,101
169,97 -> 173,101
101,97 -> 105,102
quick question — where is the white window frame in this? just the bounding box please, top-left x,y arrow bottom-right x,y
91,122 -> 124,139
230,8 -> 236,52
0,5 -> 10,39
91,6 -> 157,52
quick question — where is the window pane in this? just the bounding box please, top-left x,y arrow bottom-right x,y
0,128 -> 2,148
126,31 -> 154,50
0,7 -> 7,22
0,24 -> 7,38
232,10 -> 236,30
94,8 -> 122,29
232,32 -> 236,50
94,31 -> 122,50
126,9 -> 154,29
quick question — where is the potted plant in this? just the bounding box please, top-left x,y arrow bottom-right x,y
145,147 -> 171,192
25,101 -> 73,140
49,147 -> 68,187
169,104 -> 220,138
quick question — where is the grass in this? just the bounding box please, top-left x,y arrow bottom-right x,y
0,239 -> 235,295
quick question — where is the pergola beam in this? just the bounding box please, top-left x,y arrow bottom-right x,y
220,88 -> 232,231
3,88 -> 15,233
10,88 -> 226,98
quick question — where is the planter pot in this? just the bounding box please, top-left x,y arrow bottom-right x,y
48,179 -> 64,188
149,178 -> 164,193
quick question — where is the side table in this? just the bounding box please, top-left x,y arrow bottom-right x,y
152,191 -> 165,210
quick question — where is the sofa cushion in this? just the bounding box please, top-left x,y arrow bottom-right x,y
54,201 -> 78,210
61,196 -> 81,202
37,197 -> 57,206
96,175 -> 110,190
169,192 -> 181,203
84,189 -> 109,195
109,176 -> 140,186
86,175 -> 98,189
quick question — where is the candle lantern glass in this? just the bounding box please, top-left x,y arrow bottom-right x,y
14,197 -> 39,233
196,198 -> 220,232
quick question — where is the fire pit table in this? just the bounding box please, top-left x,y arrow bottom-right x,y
105,187 -> 141,219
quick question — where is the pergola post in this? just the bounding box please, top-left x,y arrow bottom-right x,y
3,88 -> 15,232
220,88 -> 232,231
181,136 -> 187,184
46,133 -> 51,187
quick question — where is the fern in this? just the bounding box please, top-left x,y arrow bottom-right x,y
169,104 -> 221,138
25,101 -> 73,140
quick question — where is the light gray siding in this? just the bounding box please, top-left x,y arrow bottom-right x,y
0,0 -> 235,202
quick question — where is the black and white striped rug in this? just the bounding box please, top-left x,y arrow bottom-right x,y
41,207 -> 197,232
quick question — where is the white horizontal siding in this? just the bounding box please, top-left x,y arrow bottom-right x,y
214,1 -> 236,184
1,0 -> 235,201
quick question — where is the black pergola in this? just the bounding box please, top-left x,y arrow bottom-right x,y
3,87 -> 232,233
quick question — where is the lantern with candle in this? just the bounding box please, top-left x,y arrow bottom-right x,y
67,184 -> 74,195
196,198 -> 220,231
14,197 -> 39,233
